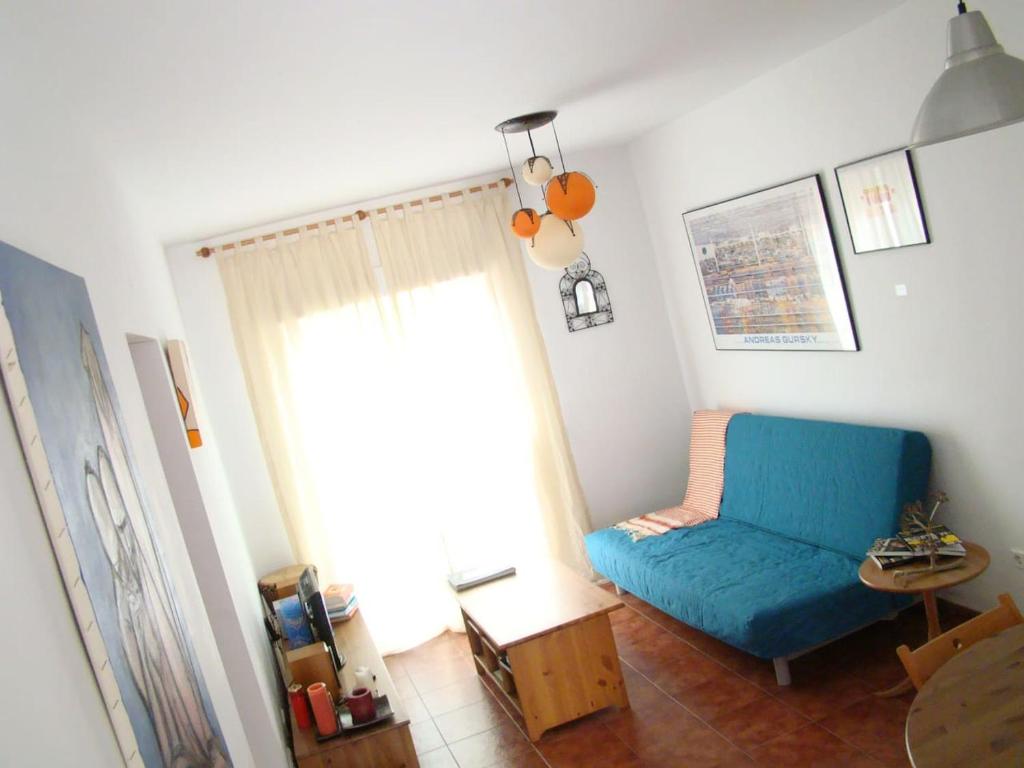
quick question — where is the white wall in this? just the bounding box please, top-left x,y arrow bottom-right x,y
163,244 -> 295,579
0,21 -> 279,766
519,146 -> 693,528
629,0 -> 1024,609
167,147 -> 691,560
129,338 -> 286,766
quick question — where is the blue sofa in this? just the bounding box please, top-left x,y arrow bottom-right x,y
585,414 -> 931,685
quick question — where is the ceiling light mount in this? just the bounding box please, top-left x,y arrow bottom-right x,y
493,111 -> 558,134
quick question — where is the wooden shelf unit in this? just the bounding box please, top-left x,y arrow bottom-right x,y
272,610 -> 418,768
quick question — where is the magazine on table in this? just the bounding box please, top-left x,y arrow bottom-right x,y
867,534 -> 964,570
899,525 -> 966,556
866,538 -> 918,570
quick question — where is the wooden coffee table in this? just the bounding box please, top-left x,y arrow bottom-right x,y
456,560 -> 630,741
858,541 -> 990,696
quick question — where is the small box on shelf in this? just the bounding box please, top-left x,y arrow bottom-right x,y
287,642 -> 340,701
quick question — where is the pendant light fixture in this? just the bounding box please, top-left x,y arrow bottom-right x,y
496,110 -> 595,270
910,2 -> 1024,147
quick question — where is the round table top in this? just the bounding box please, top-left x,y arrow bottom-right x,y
906,622 -> 1024,767
858,541 -> 989,594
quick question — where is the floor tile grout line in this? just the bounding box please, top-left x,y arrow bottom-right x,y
621,649 -> 882,766
401,601 -> 939,767
616,603 -> 856,758
619,592 -> 923,682
814,710 -> 907,767
617,655 -> 764,763
619,600 -> 887,716
617,601 -> 909,765
394,638 -> 554,767
460,673 -> 555,768
616,603 -> 789,705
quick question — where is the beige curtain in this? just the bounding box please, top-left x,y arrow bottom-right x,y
217,187 -> 591,652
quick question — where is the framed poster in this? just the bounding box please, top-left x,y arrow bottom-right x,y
0,242 -> 231,767
683,175 -> 858,351
835,148 -> 929,254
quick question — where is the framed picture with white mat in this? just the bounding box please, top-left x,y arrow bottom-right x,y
835,148 -> 930,255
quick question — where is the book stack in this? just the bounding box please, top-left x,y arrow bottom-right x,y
866,525 -> 966,570
324,583 -> 358,622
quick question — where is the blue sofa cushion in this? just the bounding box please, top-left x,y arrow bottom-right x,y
719,415 -> 931,559
585,520 -> 903,659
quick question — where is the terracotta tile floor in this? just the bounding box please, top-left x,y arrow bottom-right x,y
384,589 -> 976,768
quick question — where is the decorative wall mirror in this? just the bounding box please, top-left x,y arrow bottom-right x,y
560,253 -> 613,332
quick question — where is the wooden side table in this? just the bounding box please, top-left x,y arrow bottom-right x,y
858,541 -> 990,696
906,623 -> 1024,767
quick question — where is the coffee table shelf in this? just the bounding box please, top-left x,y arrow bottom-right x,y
465,617 -> 522,713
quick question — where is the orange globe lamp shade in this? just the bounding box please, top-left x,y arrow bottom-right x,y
546,171 -> 596,221
510,208 -> 541,239
527,214 -> 584,270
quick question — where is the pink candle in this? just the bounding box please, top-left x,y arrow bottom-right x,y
307,682 -> 338,736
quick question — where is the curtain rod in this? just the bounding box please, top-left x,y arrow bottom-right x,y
197,177 -> 514,258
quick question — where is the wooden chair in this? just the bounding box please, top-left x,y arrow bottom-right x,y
897,593 -> 1023,690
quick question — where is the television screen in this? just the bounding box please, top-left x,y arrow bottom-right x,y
297,566 -> 345,670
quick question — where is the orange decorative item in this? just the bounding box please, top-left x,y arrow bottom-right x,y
546,171 -> 596,221
496,111 -> 598,269
511,208 -> 541,238
307,681 -> 338,737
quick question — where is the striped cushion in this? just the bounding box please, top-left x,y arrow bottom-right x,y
661,409 -> 737,524
614,410 -> 739,540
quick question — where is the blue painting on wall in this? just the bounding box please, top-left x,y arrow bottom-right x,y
0,241 -> 231,767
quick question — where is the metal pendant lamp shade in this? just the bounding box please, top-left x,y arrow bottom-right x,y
910,7 -> 1024,147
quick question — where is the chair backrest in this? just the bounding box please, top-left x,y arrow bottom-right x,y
897,593 -> 1024,690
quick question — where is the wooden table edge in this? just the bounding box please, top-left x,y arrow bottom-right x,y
461,600 -> 624,651
904,623 -> 1024,768
857,541 -> 990,594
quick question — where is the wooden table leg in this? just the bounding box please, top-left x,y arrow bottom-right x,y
922,590 -> 941,640
876,589 -> 942,698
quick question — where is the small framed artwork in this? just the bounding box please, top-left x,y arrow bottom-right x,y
167,339 -> 203,448
683,175 -> 857,352
834,148 -> 929,254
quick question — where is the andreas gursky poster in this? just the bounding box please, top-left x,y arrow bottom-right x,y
683,175 -> 858,351
0,241 -> 231,767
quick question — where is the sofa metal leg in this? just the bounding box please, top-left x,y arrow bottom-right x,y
773,657 -> 792,686
614,584 -> 625,596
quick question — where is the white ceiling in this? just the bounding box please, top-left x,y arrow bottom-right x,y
9,0 -> 904,244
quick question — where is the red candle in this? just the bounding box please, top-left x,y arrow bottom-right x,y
288,683 -> 312,730
307,682 -> 338,737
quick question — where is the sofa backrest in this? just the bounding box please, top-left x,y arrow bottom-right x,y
719,414 -> 932,559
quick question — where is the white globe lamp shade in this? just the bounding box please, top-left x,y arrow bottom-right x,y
910,8 -> 1024,147
527,215 -> 584,270
521,155 -> 554,186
